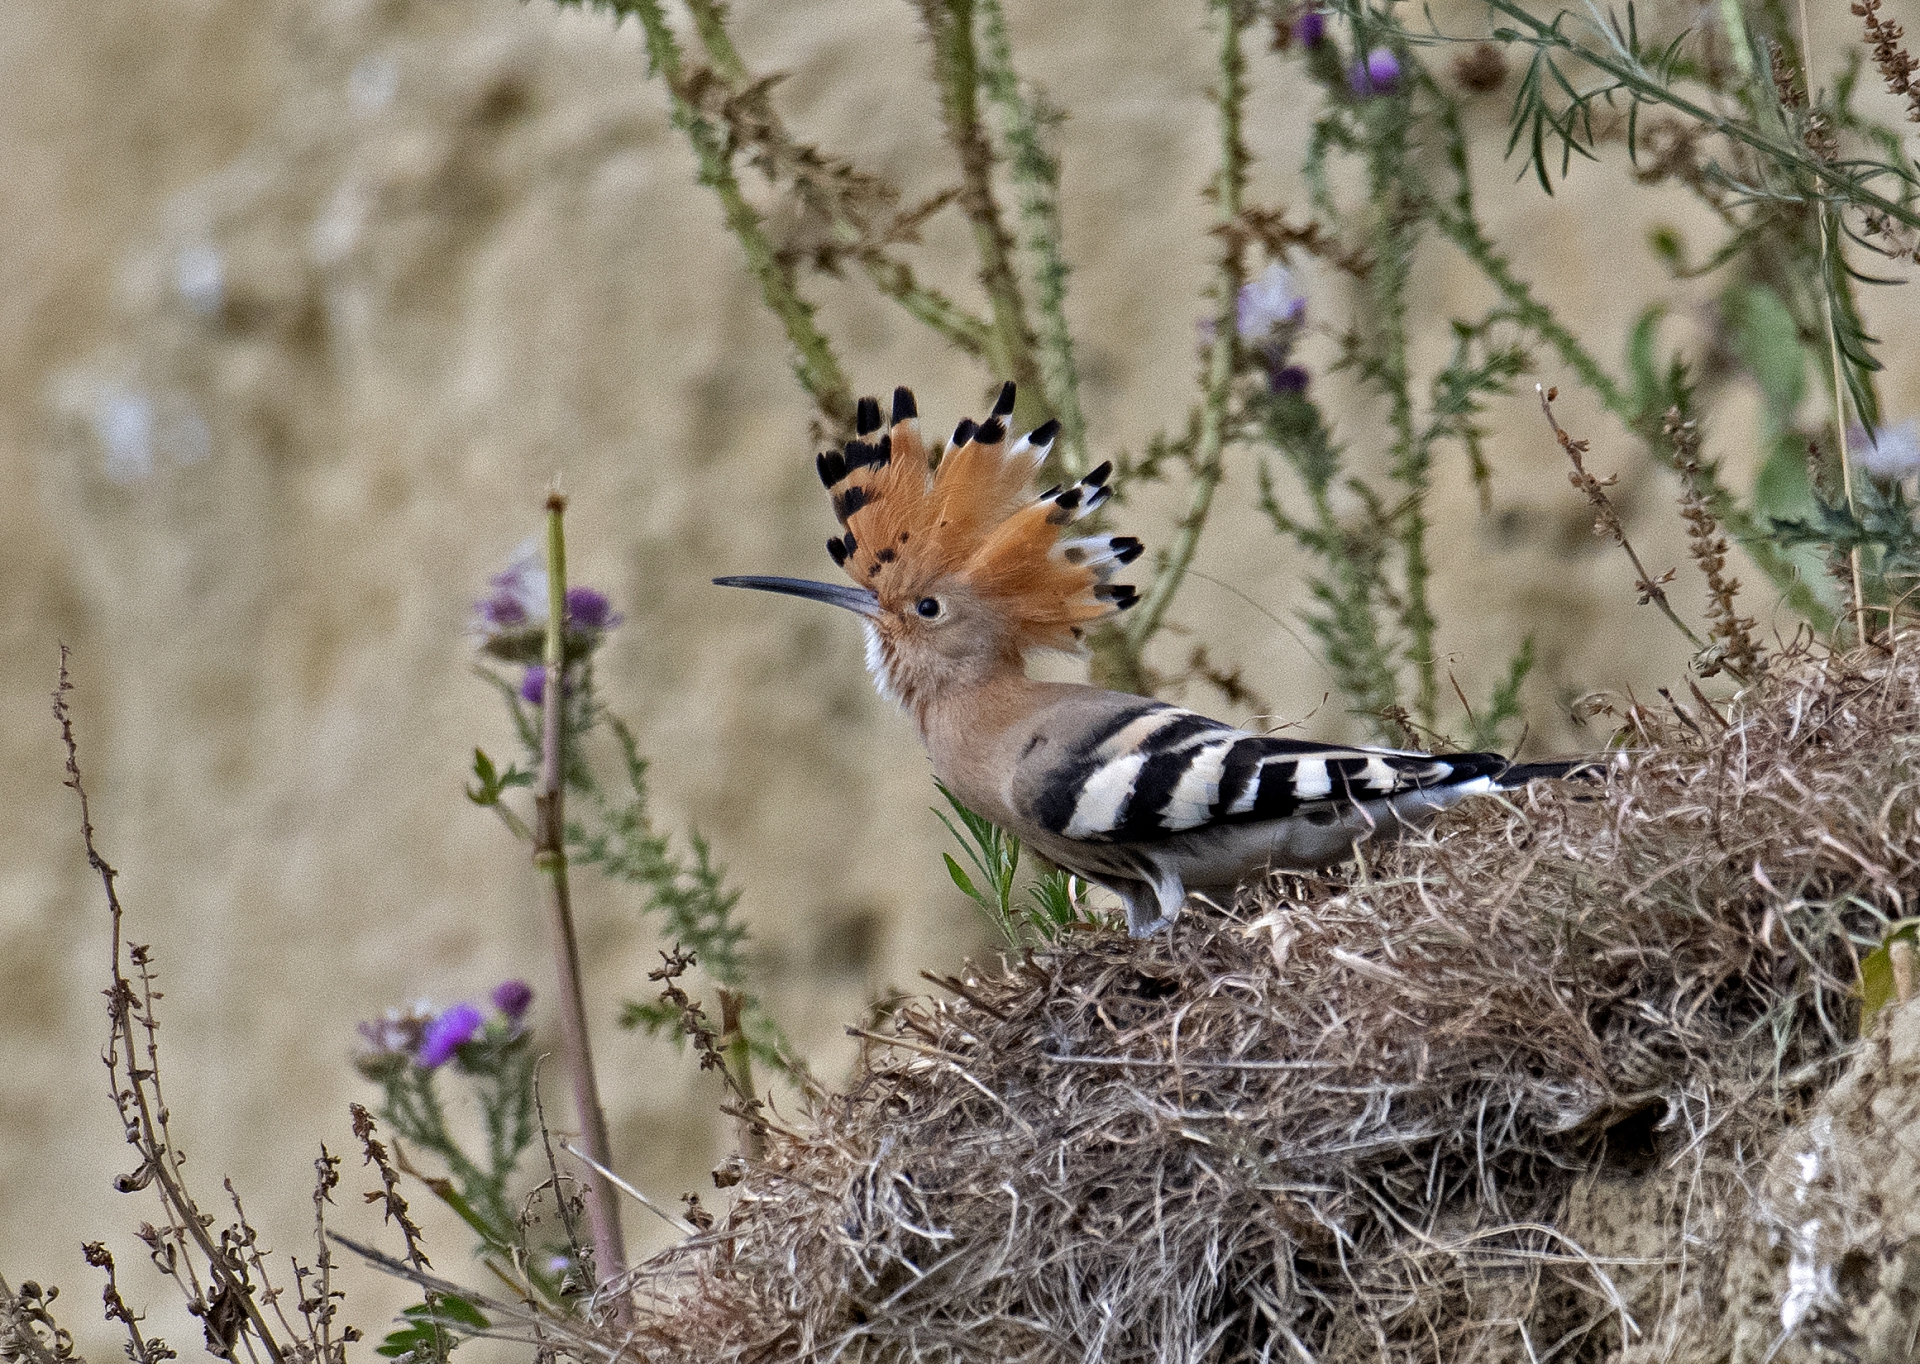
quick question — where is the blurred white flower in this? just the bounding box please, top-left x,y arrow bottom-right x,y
1236,263 -> 1307,339
1851,418 -> 1920,480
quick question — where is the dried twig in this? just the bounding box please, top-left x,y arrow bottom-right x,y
76,1247 -> 162,1364
1854,0 -> 1920,122
54,650 -> 290,1364
1539,386 -> 1711,657
1669,409 -> 1764,681
296,1148 -> 356,1364
0,1274 -> 83,1364
349,1105 -> 431,1273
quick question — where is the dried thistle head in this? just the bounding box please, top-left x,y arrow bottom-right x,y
1667,408 -> 1764,680
1854,0 -> 1920,122
1452,41 -> 1508,93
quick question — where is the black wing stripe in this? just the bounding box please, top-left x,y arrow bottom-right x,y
1212,740 -> 1269,819
1326,756 -> 1373,800
1114,749 -> 1196,839
1137,712 -> 1231,755
1032,701 -> 1173,835
1085,702 -> 1175,755
1251,759 -> 1306,819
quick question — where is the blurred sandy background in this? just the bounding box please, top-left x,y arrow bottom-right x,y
4,0 -> 1915,1356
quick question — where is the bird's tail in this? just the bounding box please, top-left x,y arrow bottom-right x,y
1495,757 -> 1603,788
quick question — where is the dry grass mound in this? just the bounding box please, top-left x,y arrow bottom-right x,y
612,635 -> 1920,1363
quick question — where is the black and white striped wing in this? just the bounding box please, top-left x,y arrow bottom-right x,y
1032,702 -> 1510,843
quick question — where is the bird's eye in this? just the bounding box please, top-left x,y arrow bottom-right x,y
915,597 -> 943,619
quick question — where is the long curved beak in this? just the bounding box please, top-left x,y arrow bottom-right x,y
713,575 -> 881,618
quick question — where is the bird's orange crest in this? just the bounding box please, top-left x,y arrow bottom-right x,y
816,383 -> 1142,652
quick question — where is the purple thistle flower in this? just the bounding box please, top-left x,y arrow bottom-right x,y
1270,363 -> 1312,396
1349,47 -> 1402,96
1293,9 -> 1326,47
1230,263 -> 1310,391
476,545 -> 548,633
478,594 -> 528,629
519,664 -> 579,705
564,586 -> 622,631
418,1002 -> 484,1068
474,542 -> 623,668
492,978 -> 534,1021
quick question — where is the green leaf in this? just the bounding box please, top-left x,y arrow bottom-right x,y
376,1295 -> 489,1362
944,853 -> 985,907
1646,225 -> 1683,271
411,1165 -> 512,1252
467,748 -> 500,805
1723,283 -> 1806,420
1859,921 -> 1920,1034
1025,870 -> 1082,937
428,1296 -> 489,1331
466,747 -> 531,805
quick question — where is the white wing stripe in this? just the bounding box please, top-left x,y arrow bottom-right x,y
1065,751 -> 1149,838
1162,741 -> 1230,829
1358,756 -> 1397,792
1290,757 -> 1332,801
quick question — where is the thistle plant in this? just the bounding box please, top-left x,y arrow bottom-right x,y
464,499 -> 803,1310
352,984 -> 554,1288
467,521 -> 789,1076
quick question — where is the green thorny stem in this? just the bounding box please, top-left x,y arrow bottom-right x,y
621,0 -> 854,428
533,493 -> 629,1311
1790,0 -> 1870,643
976,0 -> 1090,477
1361,68 -> 1439,728
920,0 -> 1049,430
1423,65 -> 1833,628
678,0 -> 1000,371
1125,0 -> 1251,653
1440,0 -> 1920,229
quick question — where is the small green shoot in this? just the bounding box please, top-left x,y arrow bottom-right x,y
1025,869 -> 1086,940
375,1295 -> 489,1363
935,781 -> 1022,945
1858,918 -> 1920,1034
936,784 -> 1092,946
465,748 -> 532,806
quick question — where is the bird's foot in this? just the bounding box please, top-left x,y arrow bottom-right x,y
1126,910 -> 1179,939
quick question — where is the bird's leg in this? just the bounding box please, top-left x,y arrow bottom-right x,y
1123,864 -> 1190,938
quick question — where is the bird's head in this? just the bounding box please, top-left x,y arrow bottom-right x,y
717,382 -> 1143,717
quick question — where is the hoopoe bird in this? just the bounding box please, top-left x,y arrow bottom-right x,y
718,383 -> 1583,937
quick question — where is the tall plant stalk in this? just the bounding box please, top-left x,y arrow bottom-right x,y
919,0 -> 1048,426
1125,0 -> 1251,653
532,494 -> 629,1309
